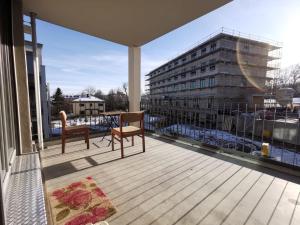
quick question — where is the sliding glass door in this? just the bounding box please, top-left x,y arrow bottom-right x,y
0,0 -> 18,175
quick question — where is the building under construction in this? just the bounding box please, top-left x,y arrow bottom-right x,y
145,28 -> 281,110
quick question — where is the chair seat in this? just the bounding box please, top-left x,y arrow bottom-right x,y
65,125 -> 88,132
112,126 -> 141,136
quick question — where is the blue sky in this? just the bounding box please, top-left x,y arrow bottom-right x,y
33,0 -> 300,95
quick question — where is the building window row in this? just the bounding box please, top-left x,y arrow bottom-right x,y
149,42 -> 218,78
150,77 -> 216,94
150,58 -> 217,86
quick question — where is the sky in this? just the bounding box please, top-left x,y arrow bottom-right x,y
32,0 -> 300,95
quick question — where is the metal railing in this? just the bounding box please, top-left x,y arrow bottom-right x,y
48,108 -> 121,140
141,101 -> 300,168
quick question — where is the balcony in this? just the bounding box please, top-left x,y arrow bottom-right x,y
40,135 -> 300,225
1,0 -> 300,224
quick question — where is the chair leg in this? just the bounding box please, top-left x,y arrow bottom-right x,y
86,131 -> 89,149
121,137 -> 124,158
131,136 -> 134,146
142,133 -> 145,153
62,136 -> 65,154
112,134 -> 115,151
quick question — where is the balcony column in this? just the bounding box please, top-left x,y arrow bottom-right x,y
30,13 -> 44,150
128,46 -> 141,112
11,0 -> 33,154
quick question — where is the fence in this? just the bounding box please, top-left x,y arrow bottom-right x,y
141,101 -> 300,168
47,101 -> 300,168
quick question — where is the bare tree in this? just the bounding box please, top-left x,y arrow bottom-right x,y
122,82 -> 128,97
81,86 -> 96,96
94,89 -> 105,100
270,64 -> 300,95
122,82 -> 129,110
289,64 -> 300,90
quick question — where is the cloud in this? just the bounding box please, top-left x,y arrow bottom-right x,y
44,48 -> 171,95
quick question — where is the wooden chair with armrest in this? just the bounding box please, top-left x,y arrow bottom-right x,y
60,111 -> 90,154
111,111 -> 145,158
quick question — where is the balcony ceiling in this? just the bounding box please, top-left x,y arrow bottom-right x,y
23,0 -> 231,46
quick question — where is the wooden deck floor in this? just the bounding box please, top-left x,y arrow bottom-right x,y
41,135 -> 300,225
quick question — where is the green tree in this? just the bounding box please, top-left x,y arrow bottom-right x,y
53,87 -> 64,102
51,87 -> 65,116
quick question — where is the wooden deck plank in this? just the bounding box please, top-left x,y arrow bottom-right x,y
104,152 -> 206,197
109,156 -> 216,218
193,170 -> 263,225
268,182 -> 300,225
221,174 -> 275,225
150,167 -> 250,225
290,191 -> 300,225
110,163 -> 238,225
41,136 -> 300,225
112,155 -> 212,206
244,178 -> 287,225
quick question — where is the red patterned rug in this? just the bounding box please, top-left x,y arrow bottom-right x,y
48,177 -> 116,225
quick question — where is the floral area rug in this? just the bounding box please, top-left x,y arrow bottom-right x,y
48,177 -> 116,225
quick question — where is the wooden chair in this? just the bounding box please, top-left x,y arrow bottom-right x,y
60,111 -> 89,154
111,111 -> 145,158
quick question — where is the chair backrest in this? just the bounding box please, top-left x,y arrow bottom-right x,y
120,111 -> 144,129
59,111 -> 67,131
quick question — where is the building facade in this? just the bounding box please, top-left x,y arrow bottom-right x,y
72,95 -> 105,116
25,41 -> 52,139
146,32 -> 281,109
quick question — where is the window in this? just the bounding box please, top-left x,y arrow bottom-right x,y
208,77 -> 215,87
209,59 -> 216,70
191,52 -> 197,58
174,61 -> 178,65
80,111 -> 85,115
181,83 -> 186,90
98,103 -> 102,106
200,62 -> 206,72
208,97 -> 214,109
182,57 -> 186,62
90,103 -> 93,107
174,76 -> 178,80
80,103 -> 84,107
201,47 -> 207,54
200,79 -> 206,88
190,70 -> 196,76
190,81 -> 196,89
181,74 -> 186,78
210,42 -> 216,51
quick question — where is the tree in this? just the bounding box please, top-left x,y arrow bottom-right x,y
81,86 -> 96,96
121,82 -> 129,110
269,63 -> 300,95
122,82 -> 128,97
289,64 -> 300,90
52,87 -> 64,101
105,89 -> 116,111
94,89 -> 105,100
51,87 -> 65,116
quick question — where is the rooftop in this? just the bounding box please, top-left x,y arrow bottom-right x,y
73,95 -> 105,102
145,27 -> 282,76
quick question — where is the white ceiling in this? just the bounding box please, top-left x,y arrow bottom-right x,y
23,0 -> 231,46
